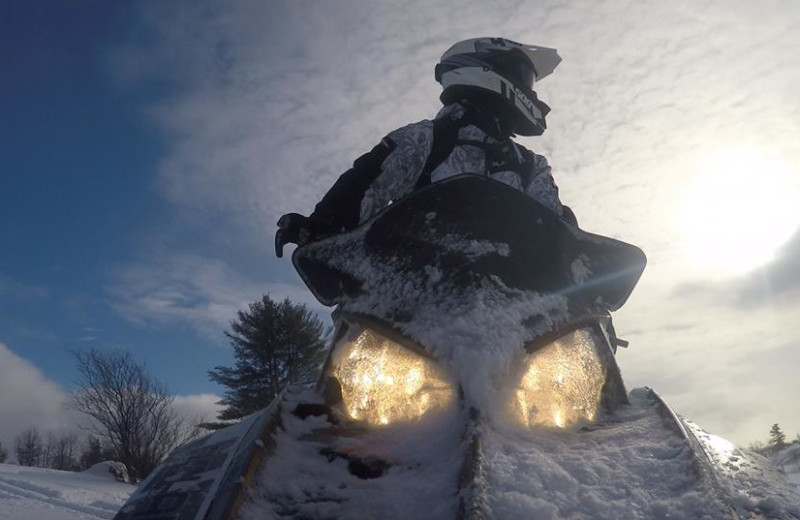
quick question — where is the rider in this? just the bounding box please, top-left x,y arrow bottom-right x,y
276,37 -> 576,257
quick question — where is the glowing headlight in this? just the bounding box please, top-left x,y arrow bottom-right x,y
331,326 -> 456,426
510,328 -> 607,429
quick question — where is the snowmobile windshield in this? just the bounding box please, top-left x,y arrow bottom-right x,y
508,327 -> 607,429
329,323 -> 456,426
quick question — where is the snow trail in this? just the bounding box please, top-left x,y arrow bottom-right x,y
0,464 -> 133,520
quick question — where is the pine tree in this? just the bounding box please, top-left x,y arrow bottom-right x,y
79,435 -> 106,470
209,296 -> 328,421
769,423 -> 787,452
15,427 -> 43,467
0,440 -> 7,463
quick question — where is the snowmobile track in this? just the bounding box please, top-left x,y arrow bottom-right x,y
647,388 -> 742,520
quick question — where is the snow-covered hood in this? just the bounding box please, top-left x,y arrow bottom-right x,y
241,386 -> 800,519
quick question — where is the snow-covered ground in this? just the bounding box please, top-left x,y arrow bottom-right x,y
0,463 -> 134,520
0,438 -> 797,520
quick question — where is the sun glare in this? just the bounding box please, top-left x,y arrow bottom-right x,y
678,148 -> 800,275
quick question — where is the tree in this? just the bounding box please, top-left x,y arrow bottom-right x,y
747,440 -> 768,456
0,440 -> 8,463
15,427 -> 43,467
769,423 -> 787,452
68,348 -> 197,482
45,432 -> 79,471
209,296 -> 328,422
79,435 -> 107,470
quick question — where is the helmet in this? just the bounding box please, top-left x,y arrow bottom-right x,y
435,37 -> 561,136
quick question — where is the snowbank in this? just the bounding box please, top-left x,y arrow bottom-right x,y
771,442 -> 800,489
82,461 -> 131,483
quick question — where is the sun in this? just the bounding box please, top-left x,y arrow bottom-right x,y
678,147 -> 800,276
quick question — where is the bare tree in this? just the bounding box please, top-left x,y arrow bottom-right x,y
747,440 -> 768,456
68,348 -> 197,482
45,432 -> 79,471
15,427 -> 43,467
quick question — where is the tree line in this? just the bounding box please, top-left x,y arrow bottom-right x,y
0,348 -> 202,482
0,295 -> 327,483
748,423 -> 800,456
0,428 -> 112,472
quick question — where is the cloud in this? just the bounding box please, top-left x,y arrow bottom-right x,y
615,291 -> 800,445
738,228 -> 800,303
672,227 -> 800,307
0,273 -> 49,302
107,253 -> 328,339
0,342 -> 78,455
107,255 -> 260,336
660,337 -> 800,446
171,393 -> 224,424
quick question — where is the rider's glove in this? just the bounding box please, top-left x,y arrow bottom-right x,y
275,213 -> 337,258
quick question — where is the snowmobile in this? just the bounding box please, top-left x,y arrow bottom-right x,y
114,175 -> 800,520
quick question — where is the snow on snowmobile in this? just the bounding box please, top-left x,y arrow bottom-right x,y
114,175 -> 800,520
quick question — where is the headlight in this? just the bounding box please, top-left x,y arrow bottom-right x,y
509,328 -> 607,429
331,325 -> 456,426
330,322 -> 608,430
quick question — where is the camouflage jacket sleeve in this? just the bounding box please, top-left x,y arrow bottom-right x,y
309,136 -> 399,232
311,120 -> 433,231
517,148 -> 562,215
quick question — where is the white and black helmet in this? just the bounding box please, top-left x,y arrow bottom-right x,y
435,37 -> 561,136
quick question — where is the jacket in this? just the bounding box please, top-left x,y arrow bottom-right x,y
311,102 -> 570,232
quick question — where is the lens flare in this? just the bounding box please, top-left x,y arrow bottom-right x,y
510,328 -> 606,429
332,327 -> 455,426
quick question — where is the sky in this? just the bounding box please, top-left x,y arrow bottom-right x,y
1,0 -> 799,451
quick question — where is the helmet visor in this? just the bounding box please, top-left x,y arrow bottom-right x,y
487,49 -> 536,89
